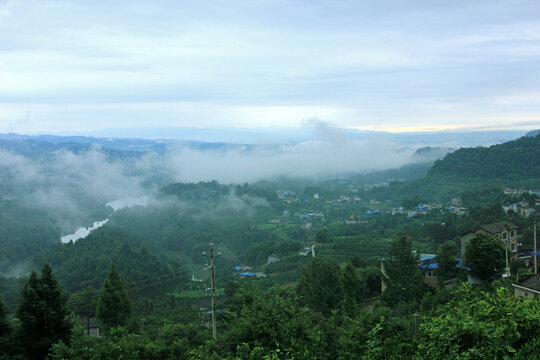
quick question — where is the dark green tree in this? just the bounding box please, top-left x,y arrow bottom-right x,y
436,241 -> 459,283
223,285 -> 323,358
69,286 -> 99,319
340,263 -> 365,316
16,264 -> 70,360
382,237 -> 423,304
315,228 -> 329,243
297,257 -> 342,315
0,294 -> 9,338
464,233 -> 506,281
0,293 -> 11,356
96,264 -> 132,330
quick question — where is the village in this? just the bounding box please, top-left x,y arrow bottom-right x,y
218,184 -> 540,298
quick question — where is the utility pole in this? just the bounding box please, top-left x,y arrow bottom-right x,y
203,243 -> 220,341
534,220 -> 537,275
210,244 -> 217,341
505,237 -> 509,277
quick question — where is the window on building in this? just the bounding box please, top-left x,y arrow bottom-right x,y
511,230 -> 516,237
502,232 -> 507,240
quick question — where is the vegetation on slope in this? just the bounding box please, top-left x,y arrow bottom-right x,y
428,134 -> 540,179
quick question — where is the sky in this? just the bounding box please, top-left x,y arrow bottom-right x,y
1,0 -> 540,137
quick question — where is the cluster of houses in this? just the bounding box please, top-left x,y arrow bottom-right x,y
232,255 -> 283,279
382,221 -> 540,298
233,265 -> 267,279
503,188 -> 540,196
503,201 -> 536,217
268,211 -> 325,231
502,187 -> 540,217
275,189 -> 366,206
363,180 -> 399,191
389,199 -> 468,218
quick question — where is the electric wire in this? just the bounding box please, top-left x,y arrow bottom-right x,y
4,270 -> 191,310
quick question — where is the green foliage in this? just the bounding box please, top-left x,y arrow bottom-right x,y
337,307 -> 417,360
0,294 -> 9,338
340,262 -> 369,316
418,285 -> 540,358
297,257 -> 342,315
69,286 -> 99,318
35,226 -> 187,294
316,228 -> 329,243
0,199 -> 60,272
222,285 -> 331,359
357,265 -> 382,296
0,294 -> 11,356
461,185 -> 505,207
436,241 -> 459,283
16,264 -> 70,360
401,195 -> 427,209
429,134 -> 540,180
464,233 -> 506,281
382,237 -> 424,305
96,264 -> 132,331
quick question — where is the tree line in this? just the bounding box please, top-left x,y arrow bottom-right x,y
1,231 -> 538,359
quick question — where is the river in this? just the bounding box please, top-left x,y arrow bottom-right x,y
60,195 -> 150,243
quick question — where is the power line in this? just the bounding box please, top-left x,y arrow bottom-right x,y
68,272 -> 187,306
4,271 -> 187,310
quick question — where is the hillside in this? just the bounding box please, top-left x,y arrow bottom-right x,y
34,226 -> 187,294
428,134 -> 540,180
525,129 -> 540,137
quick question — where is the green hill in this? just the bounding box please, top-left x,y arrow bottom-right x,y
428,134 -> 540,180
34,226 -> 187,294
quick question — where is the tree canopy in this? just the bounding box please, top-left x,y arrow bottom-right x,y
297,257 -> 342,315
382,237 -> 424,304
96,264 -> 132,331
16,264 -> 70,360
464,233 -> 506,281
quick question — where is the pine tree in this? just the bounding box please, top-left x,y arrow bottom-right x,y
340,262 -> 364,316
0,294 -> 9,338
16,264 -> 70,360
0,293 -> 11,355
96,264 -> 132,330
436,241 -> 459,283
382,237 -> 424,304
297,257 -> 342,315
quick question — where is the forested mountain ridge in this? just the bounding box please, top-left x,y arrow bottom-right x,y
428,134 -> 540,179
0,199 -> 59,272
34,226 -> 187,294
525,129 -> 540,137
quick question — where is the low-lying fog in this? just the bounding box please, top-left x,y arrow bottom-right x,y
0,122 -> 449,235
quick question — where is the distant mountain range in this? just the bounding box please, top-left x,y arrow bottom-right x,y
0,128 -> 534,157
0,133 -> 255,159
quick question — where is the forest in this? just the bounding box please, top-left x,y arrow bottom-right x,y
0,134 -> 539,359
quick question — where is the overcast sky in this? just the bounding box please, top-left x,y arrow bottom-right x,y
1,0 -> 540,137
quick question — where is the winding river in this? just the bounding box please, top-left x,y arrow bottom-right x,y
60,195 -> 150,243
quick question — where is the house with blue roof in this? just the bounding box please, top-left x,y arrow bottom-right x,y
418,255 -> 468,286
381,253 -> 468,291
240,272 -> 257,278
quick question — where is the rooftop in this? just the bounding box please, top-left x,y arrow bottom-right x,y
462,221 -> 518,236
515,275 -> 540,292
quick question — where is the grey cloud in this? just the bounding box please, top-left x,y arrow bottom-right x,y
1,0 -> 540,133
